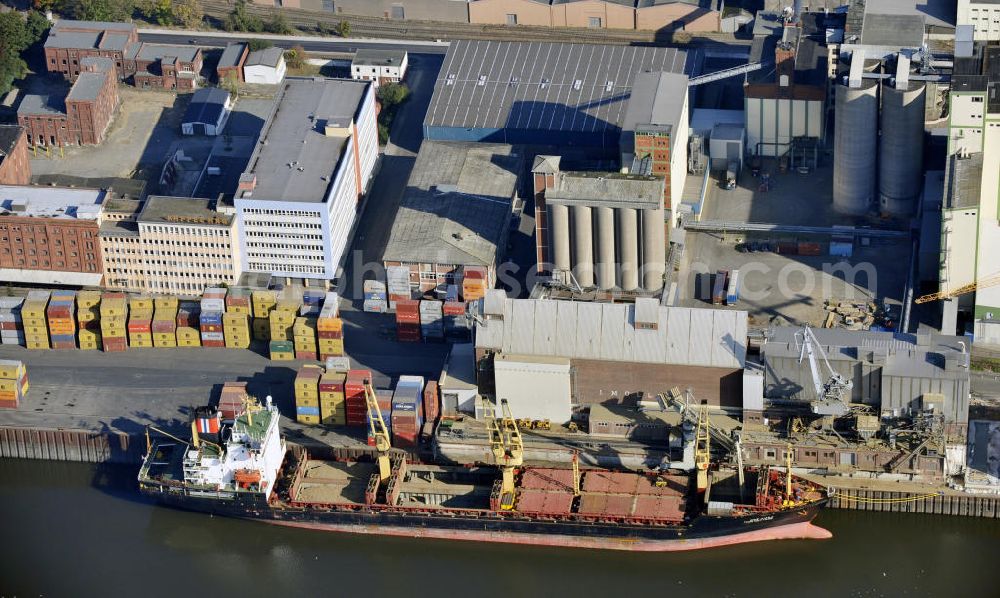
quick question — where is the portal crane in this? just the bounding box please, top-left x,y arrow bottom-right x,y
797,326 -> 853,417
915,271 -> 1000,304
488,398 -> 523,511
694,404 -> 711,493
364,378 -> 392,484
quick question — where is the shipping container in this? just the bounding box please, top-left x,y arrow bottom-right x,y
712,270 -> 728,305
726,269 -> 740,305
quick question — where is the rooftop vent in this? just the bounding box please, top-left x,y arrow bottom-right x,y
446,73 -> 455,86
573,79 -> 582,91
477,75 -> 486,86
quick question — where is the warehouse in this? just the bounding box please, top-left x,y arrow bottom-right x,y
758,327 -> 971,437
476,294 -> 748,419
181,88 -> 232,136
235,78 -> 378,281
244,47 -> 287,86
423,40 -> 688,148
382,141 -> 521,293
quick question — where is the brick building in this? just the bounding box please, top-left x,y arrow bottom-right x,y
0,126 -> 31,186
0,185 -> 106,286
43,20 -> 137,80
217,42 -> 248,84
124,43 -> 203,90
18,58 -> 119,148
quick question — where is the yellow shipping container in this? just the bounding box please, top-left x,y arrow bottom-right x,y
153,296 -> 179,311
251,290 -> 276,318
296,414 -> 320,425
320,412 -> 346,426
252,318 -> 270,341
227,305 -> 251,315
177,337 -> 201,348
100,301 -> 127,318
76,290 -> 101,308
0,362 -> 23,379
26,340 -> 49,350
296,395 -> 319,408
153,333 -> 177,348
316,317 -> 343,333
319,338 -> 345,356
270,351 -> 294,361
78,340 -> 99,351
21,301 -> 48,319
76,307 -> 99,323
130,296 -> 153,310
24,325 -> 48,337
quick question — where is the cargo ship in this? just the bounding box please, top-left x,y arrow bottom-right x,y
138,397 -> 831,552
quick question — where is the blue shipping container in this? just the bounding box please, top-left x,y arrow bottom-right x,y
296,406 -> 320,416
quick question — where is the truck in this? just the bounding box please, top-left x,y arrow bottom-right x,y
726,269 -> 740,305
725,160 -> 739,190
712,270 -> 728,305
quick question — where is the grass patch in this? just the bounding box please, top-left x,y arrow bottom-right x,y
972,357 -> 1000,373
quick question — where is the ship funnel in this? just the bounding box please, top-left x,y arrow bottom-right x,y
266,395 -> 273,408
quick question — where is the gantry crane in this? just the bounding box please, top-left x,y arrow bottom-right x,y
915,272 -> 1000,304
364,378 -> 392,484
488,398 -> 523,511
694,404 -> 711,493
797,326 -> 853,417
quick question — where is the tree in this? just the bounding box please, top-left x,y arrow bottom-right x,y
377,82 -> 409,108
172,0 -> 204,29
137,0 -> 173,25
67,0 -> 134,22
219,72 -> 239,97
284,45 -> 308,70
264,13 -> 292,35
26,11 -> 51,41
247,39 -> 272,52
334,19 -> 350,38
225,0 -> 263,33
0,11 -> 51,96
33,0 -> 66,11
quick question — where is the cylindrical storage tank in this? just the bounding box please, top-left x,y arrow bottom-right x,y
548,203 -> 571,272
617,208 -> 639,292
878,82 -> 926,217
595,207 -> 616,290
833,81 -> 879,215
641,207 -> 666,291
572,205 -> 594,288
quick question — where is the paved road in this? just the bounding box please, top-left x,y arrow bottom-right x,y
138,30 -> 449,54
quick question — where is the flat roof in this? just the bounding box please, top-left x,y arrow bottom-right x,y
382,141 -> 520,266
246,47 -> 284,68
475,295 -> 747,369
183,88 -> 230,126
17,94 -> 65,117
66,71 -> 107,102
353,49 -> 407,67
860,13 -> 925,47
139,196 -> 233,226
218,43 -> 248,69
425,41 -> 687,134
0,185 -> 105,219
547,171 -> 663,209
946,153 -> 982,210
863,0 -> 956,29
98,31 -> 131,52
53,19 -> 137,32
243,78 -> 368,203
0,126 -> 23,158
44,29 -> 101,49
621,70 -> 688,134
134,43 -> 200,63
32,175 -> 146,199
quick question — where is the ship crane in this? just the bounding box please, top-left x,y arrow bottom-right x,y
488,398 -> 523,511
363,379 -> 392,484
797,326 -> 853,417
915,271 -> 1000,304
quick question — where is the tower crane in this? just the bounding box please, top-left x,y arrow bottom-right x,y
797,326 -> 853,417
364,378 -> 392,484
915,271 -> 1000,304
488,398 -> 523,511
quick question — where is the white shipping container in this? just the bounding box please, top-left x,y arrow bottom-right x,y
0,313 -> 20,323
201,331 -> 225,341
364,280 -> 387,293
200,298 -> 225,312
363,299 -> 388,313
1,336 -> 24,345
0,297 -> 24,309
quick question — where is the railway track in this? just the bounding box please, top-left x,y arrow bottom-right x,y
200,0 -> 665,45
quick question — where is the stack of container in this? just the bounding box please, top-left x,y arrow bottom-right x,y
0,359 -> 28,409
363,280 -> 388,313
175,301 -> 201,347
200,288 -> 226,348
219,381 -> 248,422
462,266 -> 488,300
223,312 -> 251,349
269,301 -> 296,342
294,365 -> 322,425
423,380 -> 440,429
387,266 -> 411,309
46,291 -> 77,349
344,369 -> 371,427
76,291 -> 101,350
269,339 -> 294,360
391,375 -> 424,449
366,388 -> 394,445
22,291 -> 50,350
127,296 -> 154,348
395,299 -> 421,343
292,316 -> 318,360
0,297 -> 25,346
152,296 -> 178,348
318,369 -> 346,425
443,301 -> 469,341
251,290 -> 276,341
419,299 -> 444,342
225,288 -> 252,316
317,293 -> 344,360
445,284 -> 460,303
99,292 -> 128,352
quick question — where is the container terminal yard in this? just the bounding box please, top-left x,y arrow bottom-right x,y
0,3 -> 999,587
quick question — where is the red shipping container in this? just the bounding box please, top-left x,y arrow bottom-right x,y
152,321 -> 175,333
317,329 -> 343,340
52,341 -> 77,350
200,324 -> 222,333
443,301 -> 466,316
797,242 -> 821,256
202,340 -> 226,348
395,300 -> 420,313
127,320 -> 151,333
463,266 -> 486,280
295,350 -> 317,361
101,292 -> 126,300
102,339 -> 127,352
392,430 -> 419,449
0,398 -> 18,409
0,322 -> 17,331
423,380 -> 440,422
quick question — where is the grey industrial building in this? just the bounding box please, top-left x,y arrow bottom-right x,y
532,156 -> 666,292
475,294 -> 748,418
382,141 -> 522,293
423,40 -> 688,148
758,327 -> 971,437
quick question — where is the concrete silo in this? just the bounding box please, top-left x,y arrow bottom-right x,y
833,80 -> 879,215
595,206 -> 616,290
548,203 -> 571,273
571,205 -> 594,288
641,207 -> 665,291
617,208 -> 639,292
878,81 -> 926,217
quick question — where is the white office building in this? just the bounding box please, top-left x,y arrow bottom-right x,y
351,49 -> 408,88
235,78 -> 378,281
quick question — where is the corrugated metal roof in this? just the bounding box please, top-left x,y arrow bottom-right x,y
476,298 -> 746,368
